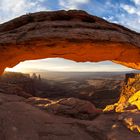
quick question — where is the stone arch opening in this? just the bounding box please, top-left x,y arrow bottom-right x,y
0,10 -> 140,111
5,58 -> 135,73
3,58 -> 138,109
0,10 -> 139,75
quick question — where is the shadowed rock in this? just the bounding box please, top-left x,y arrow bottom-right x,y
26,97 -> 102,120
0,92 -> 139,139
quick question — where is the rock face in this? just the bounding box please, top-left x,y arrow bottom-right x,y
118,73 -> 140,104
26,97 -> 101,120
0,82 -> 32,98
0,92 -> 140,140
104,73 -> 140,112
0,10 -> 140,74
0,72 -> 34,98
119,112 -> 140,133
116,73 -> 140,111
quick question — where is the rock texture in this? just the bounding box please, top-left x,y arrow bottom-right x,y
26,97 -> 101,120
0,82 -> 32,98
115,73 -> 140,111
119,112 -> 140,133
104,73 -> 140,112
119,73 -> 140,103
0,92 -> 140,140
0,10 -> 140,74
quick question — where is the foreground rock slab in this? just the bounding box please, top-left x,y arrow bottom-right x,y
0,92 -> 140,140
26,97 -> 102,120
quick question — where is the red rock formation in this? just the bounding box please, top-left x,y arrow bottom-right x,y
1,92 -> 140,140
0,10 -> 140,74
26,97 -> 101,120
104,73 -> 140,112
118,73 -> 140,104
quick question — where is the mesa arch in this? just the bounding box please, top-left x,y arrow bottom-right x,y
0,10 -> 140,74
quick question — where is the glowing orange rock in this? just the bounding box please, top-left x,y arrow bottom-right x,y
0,10 -> 140,74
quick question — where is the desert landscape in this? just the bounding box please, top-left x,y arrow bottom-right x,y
0,71 -> 125,108
0,70 -> 140,139
0,1 -> 140,139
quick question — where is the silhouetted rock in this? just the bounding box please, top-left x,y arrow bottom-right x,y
0,83 -> 32,98
0,72 -> 39,97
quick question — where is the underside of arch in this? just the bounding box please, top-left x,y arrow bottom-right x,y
0,10 -> 140,74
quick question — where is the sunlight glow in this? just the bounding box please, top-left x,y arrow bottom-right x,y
5,58 -> 134,73
5,67 -> 28,73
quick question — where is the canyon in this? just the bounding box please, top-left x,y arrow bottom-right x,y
0,71 -> 140,139
0,10 -> 140,140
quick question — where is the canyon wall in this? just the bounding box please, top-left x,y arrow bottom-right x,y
104,73 -> 140,112
117,73 -> 140,110
0,10 -> 140,74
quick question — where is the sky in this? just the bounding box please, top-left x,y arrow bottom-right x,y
2,0 -> 140,72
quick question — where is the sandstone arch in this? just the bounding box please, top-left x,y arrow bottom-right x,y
0,10 -> 140,74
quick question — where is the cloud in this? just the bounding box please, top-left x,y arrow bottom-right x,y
0,0 -> 48,23
59,0 -> 90,9
121,5 -> 137,14
121,3 -> 140,16
118,1 -> 140,32
132,0 -> 140,5
98,1 -> 140,32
